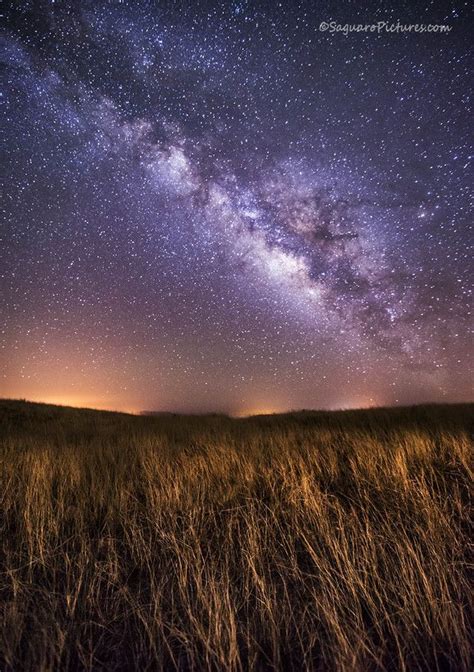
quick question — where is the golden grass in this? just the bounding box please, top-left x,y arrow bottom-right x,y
0,400 -> 472,671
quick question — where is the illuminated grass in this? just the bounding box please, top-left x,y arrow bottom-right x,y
0,400 -> 472,671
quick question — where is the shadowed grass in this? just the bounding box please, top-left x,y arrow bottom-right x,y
0,400 -> 472,671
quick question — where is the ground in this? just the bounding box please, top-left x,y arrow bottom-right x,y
0,400 -> 472,671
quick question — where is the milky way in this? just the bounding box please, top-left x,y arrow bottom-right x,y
2,1 -> 472,414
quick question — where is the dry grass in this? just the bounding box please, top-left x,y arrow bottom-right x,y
0,400 -> 472,671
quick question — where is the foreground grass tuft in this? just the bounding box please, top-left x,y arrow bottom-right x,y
0,400 -> 472,671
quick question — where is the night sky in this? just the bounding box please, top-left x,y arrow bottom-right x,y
2,1 -> 472,414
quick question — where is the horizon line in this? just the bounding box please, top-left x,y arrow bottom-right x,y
1,397 -> 472,419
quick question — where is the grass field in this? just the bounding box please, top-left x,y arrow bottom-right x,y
0,399 -> 472,671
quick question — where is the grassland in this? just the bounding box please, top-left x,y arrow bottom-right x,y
0,399 -> 472,671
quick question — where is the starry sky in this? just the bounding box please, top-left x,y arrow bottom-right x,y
2,0 -> 472,414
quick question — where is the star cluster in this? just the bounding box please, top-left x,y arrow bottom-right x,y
2,0 -> 472,414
